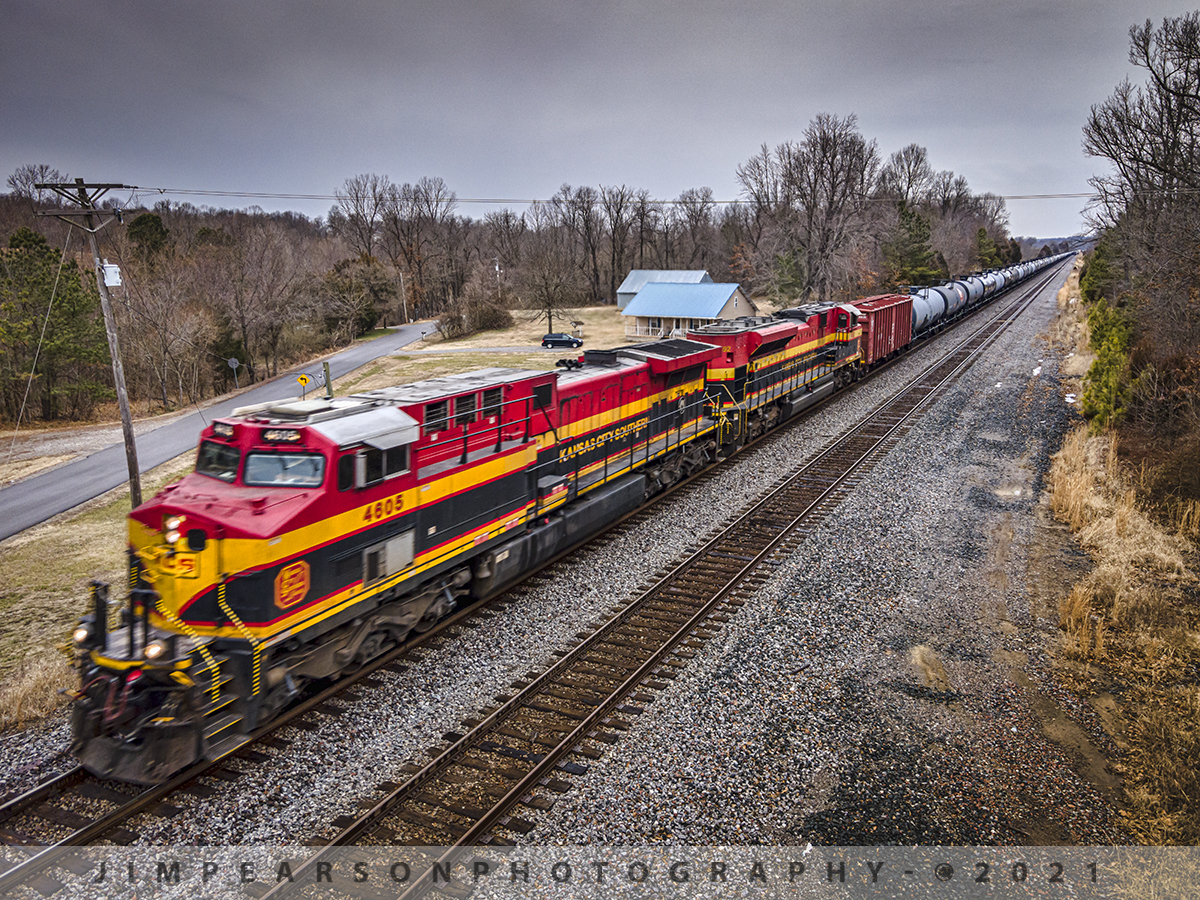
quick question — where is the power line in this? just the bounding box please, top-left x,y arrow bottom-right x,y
137,186 -> 1102,206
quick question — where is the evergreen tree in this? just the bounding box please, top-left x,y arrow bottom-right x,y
883,203 -> 943,286
0,227 -> 111,421
975,228 -> 1003,269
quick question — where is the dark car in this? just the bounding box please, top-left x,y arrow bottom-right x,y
541,333 -> 583,349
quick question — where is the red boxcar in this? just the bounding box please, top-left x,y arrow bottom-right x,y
854,294 -> 913,367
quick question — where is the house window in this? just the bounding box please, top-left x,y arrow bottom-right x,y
648,317 -> 661,330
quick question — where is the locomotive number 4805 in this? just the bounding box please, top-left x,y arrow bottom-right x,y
363,493 -> 404,523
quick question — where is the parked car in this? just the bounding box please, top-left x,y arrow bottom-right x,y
542,333 -> 583,349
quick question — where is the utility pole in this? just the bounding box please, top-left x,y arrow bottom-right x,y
398,269 -> 409,324
36,179 -> 142,508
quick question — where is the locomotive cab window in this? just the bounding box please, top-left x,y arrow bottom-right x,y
355,439 -> 410,488
338,454 -> 355,491
243,452 -> 325,487
837,312 -> 849,329
196,440 -> 240,483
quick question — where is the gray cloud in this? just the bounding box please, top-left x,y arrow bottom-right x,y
3,0 -> 1194,236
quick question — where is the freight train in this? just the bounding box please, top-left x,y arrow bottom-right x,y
69,254 -> 1069,783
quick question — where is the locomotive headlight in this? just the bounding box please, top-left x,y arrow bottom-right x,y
143,640 -> 168,661
165,530 -> 181,544
73,624 -> 93,644
165,515 -> 184,532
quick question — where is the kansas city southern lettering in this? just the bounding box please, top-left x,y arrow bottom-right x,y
558,417 -> 649,463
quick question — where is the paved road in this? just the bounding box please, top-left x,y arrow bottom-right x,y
0,323 -> 433,541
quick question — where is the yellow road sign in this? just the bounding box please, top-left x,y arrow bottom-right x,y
297,374 -> 311,387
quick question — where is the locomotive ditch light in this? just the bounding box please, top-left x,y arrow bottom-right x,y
143,640 -> 168,662
73,622 -> 93,645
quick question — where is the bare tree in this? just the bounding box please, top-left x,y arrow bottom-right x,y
1084,13 -> 1200,360
878,144 -> 933,205
676,187 -> 718,270
554,185 -> 604,303
631,189 -> 660,270
6,163 -> 68,206
330,173 -> 390,258
379,176 -> 460,317
519,201 -> 584,334
601,184 -> 635,303
1084,13 -> 1200,229
737,113 -> 881,302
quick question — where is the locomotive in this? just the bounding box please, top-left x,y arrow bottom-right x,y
68,254 -> 1068,784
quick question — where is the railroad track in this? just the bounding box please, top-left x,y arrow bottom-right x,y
0,596 -> 502,896
252,272 -> 1052,900
0,265 -> 1061,897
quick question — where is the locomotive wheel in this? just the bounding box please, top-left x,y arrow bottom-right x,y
353,631 -> 391,666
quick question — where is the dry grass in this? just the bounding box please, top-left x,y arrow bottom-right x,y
336,306 -> 640,394
1048,416 -> 1199,840
1045,254 -> 1200,843
419,304 -> 631,351
0,655 -> 74,730
1049,254 -> 1094,381
0,453 -> 195,729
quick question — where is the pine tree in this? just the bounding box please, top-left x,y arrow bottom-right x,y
883,203 -> 943,286
0,227 -> 111,421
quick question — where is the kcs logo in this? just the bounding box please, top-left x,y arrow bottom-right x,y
274,560 -> 310,609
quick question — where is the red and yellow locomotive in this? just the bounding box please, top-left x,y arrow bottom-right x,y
70,340 -> 723,783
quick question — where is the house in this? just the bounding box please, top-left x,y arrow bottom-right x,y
616,269 -> 713,309
621,283 -> 757,338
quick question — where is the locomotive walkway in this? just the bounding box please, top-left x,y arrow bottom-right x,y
0,322 -> 431,541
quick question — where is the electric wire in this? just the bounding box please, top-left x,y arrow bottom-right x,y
6,224 -> 75,469
141,186 -> 1104,206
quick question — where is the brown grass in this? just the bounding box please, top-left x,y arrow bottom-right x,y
1047,308 -> 1200,842
0,655 -> 74,730
1050,254 -> 1094,381
419,304 -> 631,351
1049,429 -> 1200,841
0,453 -> 195,729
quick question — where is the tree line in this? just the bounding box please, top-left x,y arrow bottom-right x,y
1,118 -> 1058,426
1076,12 -> 1200,503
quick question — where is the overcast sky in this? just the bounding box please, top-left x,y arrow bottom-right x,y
3,0 -> 1194,238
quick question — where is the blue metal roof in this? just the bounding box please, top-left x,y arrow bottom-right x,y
621,283 -> 747,318
616,269 -> 712,295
